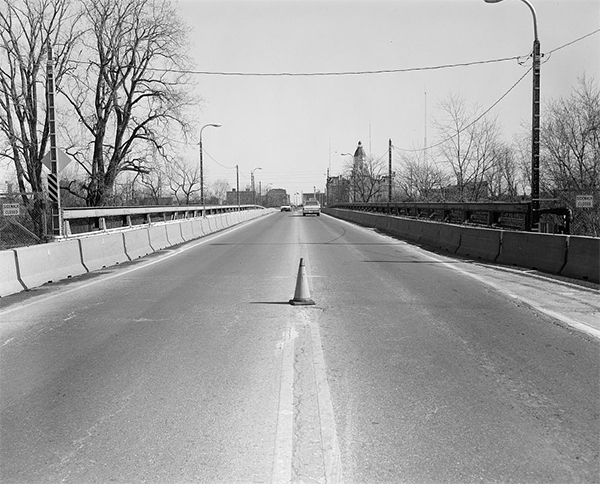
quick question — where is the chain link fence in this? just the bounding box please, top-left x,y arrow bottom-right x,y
539,190 -> 600,237
0,193 -> 51,249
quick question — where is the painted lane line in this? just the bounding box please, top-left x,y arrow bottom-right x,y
308,315 -> 343,483
272,324 -> 296,484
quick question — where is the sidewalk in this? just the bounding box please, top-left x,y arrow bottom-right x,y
415,246 -> 600,341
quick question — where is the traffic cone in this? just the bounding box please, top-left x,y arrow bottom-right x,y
289,258 -> 315,306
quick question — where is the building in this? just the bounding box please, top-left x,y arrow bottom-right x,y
326,175 -> 350,205
226,188 -> 254,205
263,188 -> 289,208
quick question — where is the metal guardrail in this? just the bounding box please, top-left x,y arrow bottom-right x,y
62,204 -> 264,237
329,201 -> 533,231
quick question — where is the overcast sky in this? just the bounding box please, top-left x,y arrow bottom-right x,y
174,0 -> 599,200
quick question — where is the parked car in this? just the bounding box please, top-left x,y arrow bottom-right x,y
280,205 -> 292,212
302,199 -> 321,216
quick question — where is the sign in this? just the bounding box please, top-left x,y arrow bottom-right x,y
576,195 -> 594,208
2,203 -> 20,216
47,173 -> 59,203
41,149 -> 72,172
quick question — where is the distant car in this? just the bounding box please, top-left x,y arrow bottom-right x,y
302,199 -> 321,216
280,205 -> 292,212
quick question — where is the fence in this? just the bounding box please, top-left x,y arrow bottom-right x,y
0,194 -> 50,249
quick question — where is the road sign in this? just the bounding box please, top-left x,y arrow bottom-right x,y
2,203 -> 20,216
47,173 -> 59,203
576,195 -> 594,208
41,149 -> 72,172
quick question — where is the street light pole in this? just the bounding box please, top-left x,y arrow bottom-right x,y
484,0 -> 540,230
199,123 -> 222,213
251,167 -> 262,206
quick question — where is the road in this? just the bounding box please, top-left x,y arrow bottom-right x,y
1,211 -> 598,483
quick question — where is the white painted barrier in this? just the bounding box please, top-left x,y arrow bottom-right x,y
148,225 -> 169,251
123,227 -> 153,260
15,240 -> 88,290
165,222 -> 185,246
180,220 -> 195,241
79,233 -> 130,272
0,250 -> 25,297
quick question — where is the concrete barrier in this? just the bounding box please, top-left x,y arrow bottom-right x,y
325,208 -> 598,282
0,250 -> 26,297
148,224 -> 169,251
387,217 -> 411,239
404,219 -> 423,243
561,236 -> 600,283
15,240 -> 88,289
165,222 -> 185,246
79,233 -> 129,272
436,224 -> 462,253
180,220 -> 195,241
193,218 -> 208,237
372,213 -> 390,231
418,220 -> 440,247
455,226 -> 501,261
497,231 -> 567,274
123,227 -> 153,260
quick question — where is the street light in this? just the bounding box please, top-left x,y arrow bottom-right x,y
251,167 -> 262,205
199,123 -> 222,212
484,0 -> 540,230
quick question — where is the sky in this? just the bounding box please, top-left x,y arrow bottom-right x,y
174,0 -> 599,202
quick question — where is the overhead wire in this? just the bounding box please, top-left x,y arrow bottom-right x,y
393,66 -> 533,155
141,29 -> 599,78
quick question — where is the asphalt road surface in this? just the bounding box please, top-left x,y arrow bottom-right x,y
1,211 -> 598,483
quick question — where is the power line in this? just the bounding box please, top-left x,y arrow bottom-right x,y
143,29 -> 598,78
393,66 -> 532,155
153,56 -> 520,77
546,28 -> 600,55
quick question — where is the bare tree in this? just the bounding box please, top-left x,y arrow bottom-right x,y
434,94 -> 502,201
61,0 -> 196,206
165,157 -> 199,205
0,0 -> 80,235
484,142 -> 524,200
396,151 -> 448,201
540,76 -> 600,235
208,179 -> 230,205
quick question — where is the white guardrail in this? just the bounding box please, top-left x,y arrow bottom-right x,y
62,204 -> 264,237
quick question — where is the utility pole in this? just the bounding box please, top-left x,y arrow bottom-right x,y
531,34 -> 541,230
236,165 -> 240,207
46,41 -> 61,237
388,139 -> 392,210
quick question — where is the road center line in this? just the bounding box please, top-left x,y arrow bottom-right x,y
307,314 -> 343,484
272,324 -> 296,483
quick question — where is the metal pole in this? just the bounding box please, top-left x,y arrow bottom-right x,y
484,0 -> 540,231
388,138 -> 392,207
46,41 -> 61,237
199,123 -> 221,215
531,37 -> 541,230
236,165 -> 240,208
199,137 -> 204,212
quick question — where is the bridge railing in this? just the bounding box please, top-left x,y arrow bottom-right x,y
62,204 -> 264,237
329,201 -> 533,231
